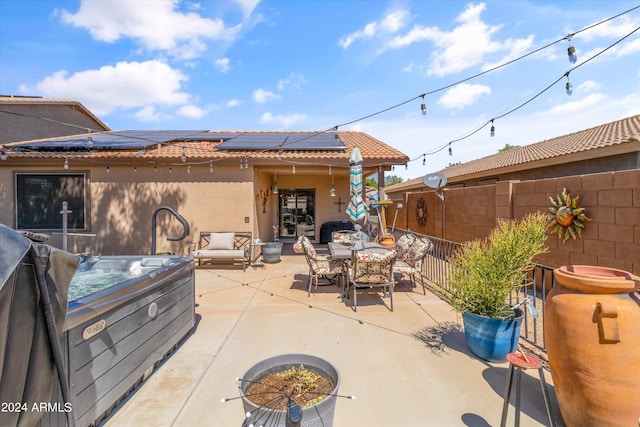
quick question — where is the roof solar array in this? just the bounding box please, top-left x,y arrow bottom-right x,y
215,132 -> 346,151
14,130 -> 346,151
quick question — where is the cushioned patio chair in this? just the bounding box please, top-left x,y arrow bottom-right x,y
346,248 -> 397,312
393,233 -> 433,294
299,236 -> 344,297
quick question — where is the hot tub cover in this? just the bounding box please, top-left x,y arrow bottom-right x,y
0,224 -> 79,427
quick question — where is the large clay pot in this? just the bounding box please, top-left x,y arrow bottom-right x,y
462,308 -> 524,362
545,265 -> 640,427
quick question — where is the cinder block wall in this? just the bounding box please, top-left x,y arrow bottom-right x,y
402,169 -> 639,275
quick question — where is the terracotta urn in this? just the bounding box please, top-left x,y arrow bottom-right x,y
545,265 -> 640,427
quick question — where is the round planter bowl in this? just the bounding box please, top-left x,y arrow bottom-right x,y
262,242 -> 283,263
462,309 -> 524,362
239,353 -> 340,427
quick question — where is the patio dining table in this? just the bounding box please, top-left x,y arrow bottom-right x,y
328,241 -> 387,259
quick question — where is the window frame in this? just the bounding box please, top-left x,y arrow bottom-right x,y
14,171 -> 91,232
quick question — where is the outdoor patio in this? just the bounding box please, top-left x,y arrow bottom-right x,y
102,247 -> 562,427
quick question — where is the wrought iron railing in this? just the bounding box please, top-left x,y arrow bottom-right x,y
393,228 -> 555,352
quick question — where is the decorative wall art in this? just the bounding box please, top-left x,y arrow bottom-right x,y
547,188 -> 591,243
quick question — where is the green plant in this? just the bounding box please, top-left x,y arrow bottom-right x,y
444,213 -> 549,318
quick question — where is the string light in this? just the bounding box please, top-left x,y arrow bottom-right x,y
330,174 -> 336,197
154,164 -> 158,172
329,165 -> 332,175
181,147 -> 186,162
106,164 -> 110,173
448,143 -> 453,156
244,158 -> 249,169
422,154 -> 426,166
169,166 -> 173,174
567,44 -> 577,63
490,120 -> 495,137
272,172 -> 278,194
187,164 -> 191,174
64,157 -> 69,169
87,136 -> 93,149
0,149 -> 5,160
292,164 -> 296,174
420,95 -> 426,115
134,166 -> 137,172
209,161 -> 213,173
239,158 -> 243,169
565,73 -> 573,95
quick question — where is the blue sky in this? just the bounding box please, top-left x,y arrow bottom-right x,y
1,0 -> 639,180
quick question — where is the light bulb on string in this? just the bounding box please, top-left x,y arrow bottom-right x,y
565,74 -> 573,95
134,166 -> 137,173
448,143 -> 453,156
244,158 -> 248,169
87,136 -> 93,149
330,174 -> 336,197
239,158 -> 243,169
187,164 -> 191,174
329,165 -> 332,175
154,164 -> 158,172
209,161 -> 213,173
422,155 -> 426,166
567,45 -> 577,63
0,148 -> 6,161
169,166 -> 173,174
490,120 -> 495,137
292,164 -> 296,174
272,172 -> 278,194
64,157 -> 69,169
420,94 -> 426,115
106,164 -> 110,173
181,148 -> 186,162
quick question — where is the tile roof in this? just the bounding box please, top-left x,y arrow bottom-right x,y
2,130 -> 409,168
389,114 -> 640,191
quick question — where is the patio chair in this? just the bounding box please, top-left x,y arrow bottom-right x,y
393,233 -> 433,294
300,236 -> 344,297
346,248 -> 397,312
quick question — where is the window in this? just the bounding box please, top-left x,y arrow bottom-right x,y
15,173 -> 87,230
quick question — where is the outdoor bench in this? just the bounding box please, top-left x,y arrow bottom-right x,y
192,231 -> 252,271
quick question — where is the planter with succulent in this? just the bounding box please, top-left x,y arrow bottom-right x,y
443,213 -> 549,362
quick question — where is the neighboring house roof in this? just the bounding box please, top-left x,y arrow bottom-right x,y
2,129 -> 409,171
388,114 -> 640,192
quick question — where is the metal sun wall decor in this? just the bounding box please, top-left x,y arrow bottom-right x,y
547,188 -> 591,243
416,197 -> 427,227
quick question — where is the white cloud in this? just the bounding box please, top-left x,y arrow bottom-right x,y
226,98 -> 241,107
437,83 -> 491,110
339,8 -> 409,48
233,0 -> 260,18
253,88 -> 280,104
215,57 -> 231,73
277,73 -> 307,90
58,0 -> 242,60
260,112 -> 306,127
387,3 -> 535,77
544,93 -> 606,115
575,15 -> 640,42
134,105 -> 162,122
176,104 -> 206,118
30,60 -> 190,116
576,80 -> 600,92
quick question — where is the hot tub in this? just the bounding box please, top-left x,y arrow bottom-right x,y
47,255 -> 195,427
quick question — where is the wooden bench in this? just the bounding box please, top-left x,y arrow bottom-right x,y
191,231 -> 252,271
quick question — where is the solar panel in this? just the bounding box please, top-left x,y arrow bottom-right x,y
15,130 -> 211,150
13,130 -> 346,151
215,132 -> 346,151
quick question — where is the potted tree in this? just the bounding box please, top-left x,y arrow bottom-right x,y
443,213 -> 548,362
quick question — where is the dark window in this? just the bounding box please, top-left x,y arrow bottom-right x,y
15,173 -> 86,230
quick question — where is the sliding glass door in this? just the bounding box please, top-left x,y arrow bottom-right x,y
279,189 -> 315,240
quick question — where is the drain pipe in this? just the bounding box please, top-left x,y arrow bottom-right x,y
30,247 -> 76,427
151,206 -> 190,255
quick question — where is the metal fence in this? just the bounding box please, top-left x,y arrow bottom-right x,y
394,228 -> 555,352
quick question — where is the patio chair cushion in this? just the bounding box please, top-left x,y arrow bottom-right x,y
396,234 -> 417,260
406,238 -> 433,269
207,232 -> 235,250
293,235 -> 305,254
350,250 -> 397,284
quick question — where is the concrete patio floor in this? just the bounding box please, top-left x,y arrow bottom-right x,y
103,249 -> 563,427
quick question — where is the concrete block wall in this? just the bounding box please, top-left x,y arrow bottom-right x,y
401,169 -> 639,275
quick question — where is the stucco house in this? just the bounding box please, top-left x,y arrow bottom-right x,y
0,128 -> 408,255
0,95 -> 110,145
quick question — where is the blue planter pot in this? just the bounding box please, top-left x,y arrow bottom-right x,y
462,309 -> 524,362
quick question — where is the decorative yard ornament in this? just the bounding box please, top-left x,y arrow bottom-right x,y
547,188 -> 591,243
